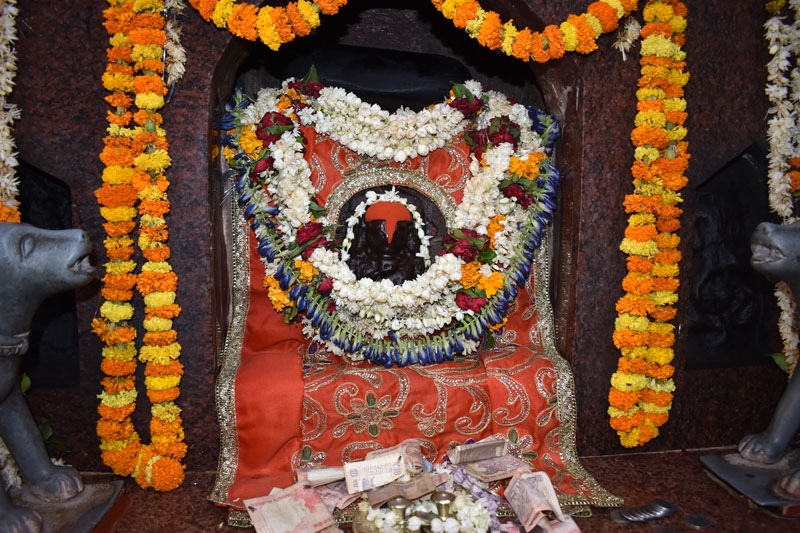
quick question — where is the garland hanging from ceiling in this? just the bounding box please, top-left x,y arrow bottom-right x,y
0,0 -> 19,224
96,0 -> 187,491
609,0 -> 688,448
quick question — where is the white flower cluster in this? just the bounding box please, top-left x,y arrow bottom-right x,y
262,129 -> 315,235
359,491 -> 491,533
453,144 -> 516,234
299,86 -> 467,162
0,438 -> 21,491
341,188 -> 431,266
310,246 -> 464,338
0,0 -> 19,209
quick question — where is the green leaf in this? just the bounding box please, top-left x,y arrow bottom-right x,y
476,248 -> 497,264
145,118 -> 156,133
19,373 -> 31,395
770,352 -> 792,374
309,200 -> 327,218
486,334 -> 495,349
283,305 -> 298,324
38,418 -> 54,442
366,393 -> 377,407
451,83 -> 473,100
301,65 -> 319,85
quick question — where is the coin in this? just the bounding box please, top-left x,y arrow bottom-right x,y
684,513 -> 713,530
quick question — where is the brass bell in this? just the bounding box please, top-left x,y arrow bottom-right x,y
430,491 -> 455,519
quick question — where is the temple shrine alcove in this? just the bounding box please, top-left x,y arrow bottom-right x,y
204,0 -> 604,523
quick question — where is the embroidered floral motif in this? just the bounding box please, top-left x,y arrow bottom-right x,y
334,390 -> 400,438
292,444 -> 326,470
503,428 -> 539,462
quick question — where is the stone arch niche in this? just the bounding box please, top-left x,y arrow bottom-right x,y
207,0 -> 584,365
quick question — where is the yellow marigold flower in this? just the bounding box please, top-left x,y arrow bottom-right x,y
152,402 -> 181,423
134,92 -> 165,112
103,166 -> 134,185
460,261 -> 482,289
465,9 -> 487,39
644,347 -> 674,365
615,313 -> 650,332
651,262 -> 679,277
297,0 -> 320,28
636,87 -> 665,101
667,69 -> 690,87
487,215 -> 506,248
101,301 -> 135,322
583,13 -> 603,37
265,276 -> 291,312
610,371 -> 647,392
663,98 -> 686,112
98,389 -> 138,408
643,3 -> 674,23
666,125 -> 687,141
99,433 -> 139,451
634,146 -> 661,162
105,235 -> 134,249
256,7 -> 282,51
441,0 -> 471,19
223,145 -> 236,162
144,316 -> 173,332
107,124 -> 136,138
608,405 -> 639,418
618,427 -> 642,448
294,259 -> 318,283
144,291 -> 176,307
619,238 -> 659,258
641,402 -> 672,414
648,322 -> 674,335
212,0 -> 235,28
501,20 -> 517,56
650,291 -> 678,306
131,44 -> 163,62
642,35 -> 684,60
102,73 -> 134,92
145,375 -> 182,391
105,260 -> 137,275
142,261 -> 173,273
602,0 -> 625,18
133,0 -> 163,12
138,234 -> 153,250
239,126 -> 263,159
134,150 -> 171,173
635,110 -> 666,129
477,271 -> 504,298
140,343 -> 181,364
646,377 -> 676,393
628,213 -> 657,226
103,343 -> 137,361
109,33 -> 130,47
559,21 -> 579,51
140,214 -> 166,228
766,1 -> 786,14
489,317 -> 508,331
100,206 -> 138,223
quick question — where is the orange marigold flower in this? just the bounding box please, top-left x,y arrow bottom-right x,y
286,2 -> 312,37
101,376 -> 136,395
791,170 -> 800,192
619,0 -> 638,13
648,331 -> 675,348
608,388 -> 639,411
664,111 -> 687,126
655,232 -> 680,249
568,14 -> 598,54
656,217 -> 680,233
101,358 -> 138,377
143,330 -> 179,347
102,286 -> 135,301
98,402 -> 136,422
477,11 -> 503,50
622,273 -> 654,296
644,412 -> 669,427
655,203 -> 683,220
640,22 -> 673,39
145,359 -> 184,377
228,3 -> 259,41
627,256 -> 654,273
587,1 -> 619,32
105,93 -> 133,108
631,125 -> 670,150
616,295 -> 655,316
101,442 -> 141,477
672,33 -> 686,47
145,303 -> 182,319
530,31 -> 550,63
511,28 -> 534,61
106,110 -> 132,127
129,28 -> 165,46
134,109 -> 162,126
317,0 -> 347,16
641,388 -> 674,405
105,63 -> 134,76
103,272 -> 138,290
150,441 -> 188,461
662,84 -> 684,98
143,245 -> 171,262
453,1 -> 479,29
613,329 -> 648,349
653,248 -> 681,265
652,277 -> 679,292
139,199 -> 170,217
151,417 -> 184,437
103,6 -> 134,34
137,271 -> 178,294
541,25 -> 566,59
95,183 -> 138,208
190,0 -> 217,21
631,160 -> 655,182
135,58 -> 164,75
271,6 -> 295,43
788,157 -> 800,168
650,306 -> 677,321
97,418 -> 135,441
610,411 -> 645,432
148,387 -> 180,404
624,224 -> 658,242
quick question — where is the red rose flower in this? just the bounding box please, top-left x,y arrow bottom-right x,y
253,157 -> 274,175
256,111 -> 294,146
296,222 -> 323,245
318,277 -> 333,294
450,96 -> 483,117
502,183 -> 533,209
288,80 -> 324,98
456,292 -> 487,312
301,236 -> 329,260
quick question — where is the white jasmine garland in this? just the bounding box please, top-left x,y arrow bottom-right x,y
0,0 -> 19,211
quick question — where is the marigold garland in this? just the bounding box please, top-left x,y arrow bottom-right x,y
609,0 -> 688,448
97,0 -> 185,491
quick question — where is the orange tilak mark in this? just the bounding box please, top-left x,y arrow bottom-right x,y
365,201 -> 412,244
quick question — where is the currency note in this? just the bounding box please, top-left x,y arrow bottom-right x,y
315,480 -> 360,512
244,481 -> 336,533
366,472 -> 437,508
344,452 -> 404,494
546,516 -> 581,533
365,439 -> 424,474
464,454 -> 531,483
295,466 -> 345,486
506,471 -> 566,532
449,437 -> 508,464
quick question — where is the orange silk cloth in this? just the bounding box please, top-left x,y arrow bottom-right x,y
225,129 -> 600,507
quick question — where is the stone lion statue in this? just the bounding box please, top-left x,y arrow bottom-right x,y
0,222 -> 94,532
738,220 -> 800,499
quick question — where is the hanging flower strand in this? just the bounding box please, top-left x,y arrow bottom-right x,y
764,0 -> 800,376
96,0 -> 186,491
609,0 -> 689,448
0,0 -> 20,223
